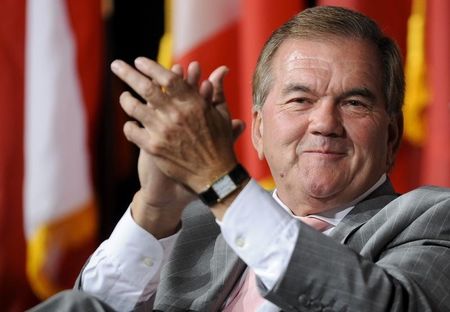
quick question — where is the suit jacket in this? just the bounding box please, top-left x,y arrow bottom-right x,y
149,180 -> 450,312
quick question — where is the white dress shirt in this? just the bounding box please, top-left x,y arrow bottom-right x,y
82,175 -> 386,311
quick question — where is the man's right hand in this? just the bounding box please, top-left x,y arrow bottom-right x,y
131,150 -> 194,238
126,62 -> 244,238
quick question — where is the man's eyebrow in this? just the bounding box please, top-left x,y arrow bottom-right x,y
281,84 -> 313,96
339,88 -> 377,101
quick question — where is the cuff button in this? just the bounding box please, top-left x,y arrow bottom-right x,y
235,236 -> 246,248
143,257 -> 154,267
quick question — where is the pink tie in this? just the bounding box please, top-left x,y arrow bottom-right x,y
222,269 -> 265,311
222,216 -> 331,311
299,216 -> 332,232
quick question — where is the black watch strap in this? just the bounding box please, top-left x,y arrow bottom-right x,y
198,164 -> 249,206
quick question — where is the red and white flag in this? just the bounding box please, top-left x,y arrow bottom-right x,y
0,0 -> 102,309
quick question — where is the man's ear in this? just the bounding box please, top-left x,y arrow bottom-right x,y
251,109 -> 265,160
387,113 -> 403,169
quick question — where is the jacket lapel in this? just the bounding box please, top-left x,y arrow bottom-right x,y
330,179 -> 398,244
154,201 -> 245,312
202,236 -> 246,312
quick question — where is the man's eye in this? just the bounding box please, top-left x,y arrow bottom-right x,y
289,98 -> 313,105
346,100 -> 364,106
343,99 -> 372,108
341,99 -> 372,115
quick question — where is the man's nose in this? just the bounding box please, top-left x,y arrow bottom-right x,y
308,98 -> 344,137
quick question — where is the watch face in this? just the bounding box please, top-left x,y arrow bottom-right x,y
212,174 -> 237,198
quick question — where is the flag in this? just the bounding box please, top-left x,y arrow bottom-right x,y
0,0 -> 37,310
0,0 -> 102,309
158,0 -> 303,189
403,0 -> 428,146
24,0 -> 102,299
396,0 -> 428,192
421,0 -> 450,186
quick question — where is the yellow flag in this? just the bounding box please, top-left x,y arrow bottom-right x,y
403,0 -> 428,145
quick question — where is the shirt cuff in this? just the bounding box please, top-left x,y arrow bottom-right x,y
219,179 -> 300,290
105,207 -> 179,287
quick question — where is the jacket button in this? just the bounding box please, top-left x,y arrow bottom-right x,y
297,294 -> 310,307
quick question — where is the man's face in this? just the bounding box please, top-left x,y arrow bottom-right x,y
252,38 -> 401,215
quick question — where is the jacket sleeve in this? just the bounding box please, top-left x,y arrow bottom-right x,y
263,186 -> 450,312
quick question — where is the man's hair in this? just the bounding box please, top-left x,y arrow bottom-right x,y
252,6 -> 405,117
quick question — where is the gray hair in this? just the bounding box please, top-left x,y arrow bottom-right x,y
252,6 -> 405,117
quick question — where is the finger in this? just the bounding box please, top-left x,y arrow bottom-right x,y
123,121 -> 166,158
209,66 -> 231,119
123,120 -> 151,150
134,57 -> 188,96
111,59 -> 166,104
171,64 -> 183,76
186,61 -> 201,87
199,80 -> 213,103
208,65 -> 229,104
119,91 -> 154,125
231,119 -> 245,141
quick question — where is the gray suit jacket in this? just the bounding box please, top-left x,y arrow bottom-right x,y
150,181 -> 450,312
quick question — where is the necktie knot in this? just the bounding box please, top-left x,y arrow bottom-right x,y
299,216 -> 331,232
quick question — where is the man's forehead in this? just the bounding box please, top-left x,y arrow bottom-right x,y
273,37 -> 380,65
270,37 -> 384,90
282,53 -> 332,70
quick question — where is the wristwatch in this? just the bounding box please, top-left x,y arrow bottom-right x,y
198,164 -> 249,206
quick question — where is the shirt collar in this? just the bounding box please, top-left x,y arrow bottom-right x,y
272,174 -> 387,228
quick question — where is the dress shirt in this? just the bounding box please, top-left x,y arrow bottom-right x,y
220,175 -> 386,311
82,175 -> 386,311
82,208 -> 179,311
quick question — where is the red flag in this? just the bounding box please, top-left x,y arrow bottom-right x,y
0,0 -> 38,310
422,0 -> 450,186
0,0 -> 102,309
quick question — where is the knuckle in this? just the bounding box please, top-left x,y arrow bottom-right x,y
170,110 -> 184,124
163,73 -> 179,89
119,91 -> 129,103
120,92 -> 139,117
140,80 -> 154,99
129,101 -> 140,117
147,141 -> 162,155
160,127 -> 173,141
141,113 -> 151,126
123,122 -> 134,140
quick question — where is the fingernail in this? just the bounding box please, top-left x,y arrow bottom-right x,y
219,67 -> 229,82
111,60 -> 121,71
134,57 -> 145,67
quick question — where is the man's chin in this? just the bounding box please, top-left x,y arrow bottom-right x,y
302,181 -> 346,201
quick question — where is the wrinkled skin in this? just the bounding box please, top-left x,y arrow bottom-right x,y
252,38 -> 402,215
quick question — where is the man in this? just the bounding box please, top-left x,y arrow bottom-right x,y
30,6 -> 450,312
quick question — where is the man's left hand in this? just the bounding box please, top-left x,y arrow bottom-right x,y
111,57 -> 238,194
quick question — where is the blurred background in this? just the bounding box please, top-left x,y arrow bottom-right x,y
0,0 -> 448,310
